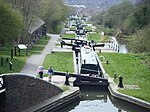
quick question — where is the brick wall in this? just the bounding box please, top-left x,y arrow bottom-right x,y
4,74 -> 62,112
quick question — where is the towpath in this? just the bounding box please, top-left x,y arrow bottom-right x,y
20,34 -> 59,76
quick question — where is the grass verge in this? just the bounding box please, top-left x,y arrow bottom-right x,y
61,34 -> 75,39
98,53 -> 150,102
43,52 -> 74,73
0,47 -> 26,74
0,36 -> 50,74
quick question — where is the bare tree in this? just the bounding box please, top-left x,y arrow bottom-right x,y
6,0 -> 43,44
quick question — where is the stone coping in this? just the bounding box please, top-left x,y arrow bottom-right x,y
22,86 -> 80,112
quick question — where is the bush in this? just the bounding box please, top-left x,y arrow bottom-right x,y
128,24 -> 150,53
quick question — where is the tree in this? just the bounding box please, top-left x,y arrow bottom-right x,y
107,1 -> 135,31
41,0 -> 69,33
0,0 -> 23,45
129,24 -> 150,53
5,0 -> 44,43
3,0 -> 70,45
90,0 -> 135,35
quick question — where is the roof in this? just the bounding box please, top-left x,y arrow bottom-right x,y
80,46 -> 97,65
28,18 -> 45,34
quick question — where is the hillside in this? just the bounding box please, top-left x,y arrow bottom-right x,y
65,0 -> 136,16
65,0 -> 136,10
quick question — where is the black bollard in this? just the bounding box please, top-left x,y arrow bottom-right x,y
1,57 -> 3,66
106,60 -> 109,64
118,49 -> 119,53
64,71 -> 70,86
118,75 -> 124,88
61,42 -> 63,48
11,49 -> 13,59
84,59 -> 86,64
99,71 -> 103,77
99,49 -> 101,53
114,73 -> 117,79
9,61 -> 13,70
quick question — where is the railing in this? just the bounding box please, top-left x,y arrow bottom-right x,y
0,75 -> 5,93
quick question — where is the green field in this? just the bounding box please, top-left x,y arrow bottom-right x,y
98,53 -> 150,102
43,52 -> 74,73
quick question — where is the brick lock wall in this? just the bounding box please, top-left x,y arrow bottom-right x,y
4,74 -> 62,112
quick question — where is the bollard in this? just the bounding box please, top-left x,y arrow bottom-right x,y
99,49 -> 101,53
61,42 -> 63,48
11,49 -> 13,59
118,49 -> 119,53
118,75 -> 124,88
106,60 -> 109,64
99,71 -> 103,77
64,71 -> 70,86
9,61 -> 13,70
114,73 -> 117,79
84,59 -> 86,64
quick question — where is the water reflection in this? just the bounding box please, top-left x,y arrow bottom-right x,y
61,88 -> 149,112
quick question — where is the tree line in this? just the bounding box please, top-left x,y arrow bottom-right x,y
0,0 -> 73,46
91,0 -> 150,53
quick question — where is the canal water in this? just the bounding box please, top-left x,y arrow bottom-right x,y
61,87 -> 149,112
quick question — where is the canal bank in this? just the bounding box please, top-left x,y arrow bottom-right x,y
107,74 -> 150,110
98,52 -> 150,110
100,62 -> 150,110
